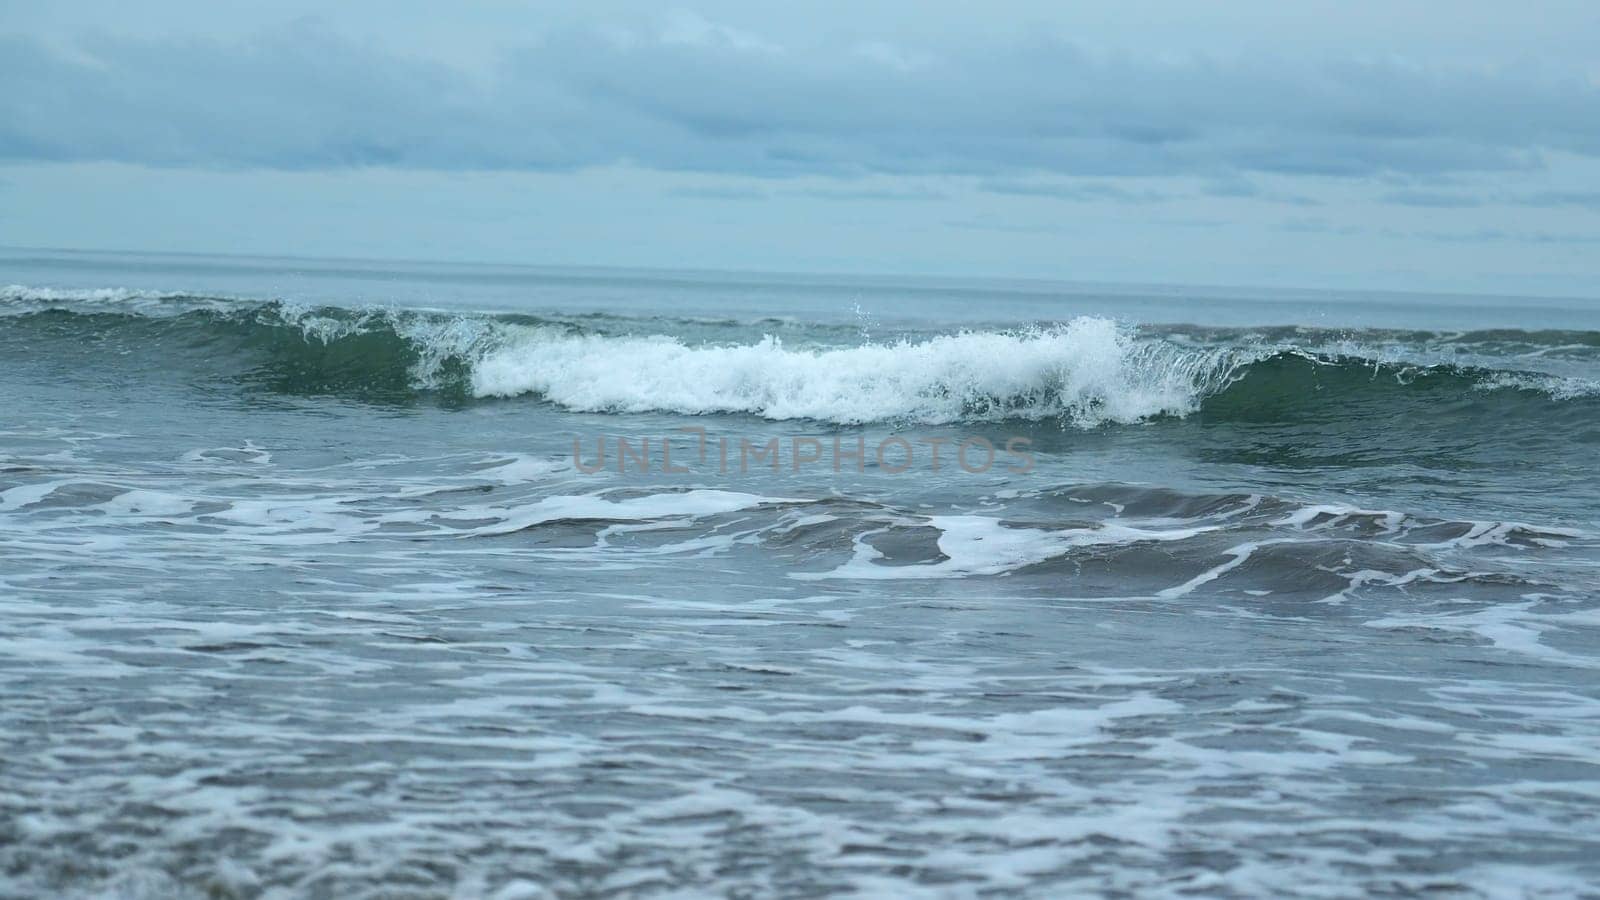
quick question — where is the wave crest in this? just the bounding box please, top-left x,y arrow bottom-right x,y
472,317 -> 1248,425
4,287 -> 1599,423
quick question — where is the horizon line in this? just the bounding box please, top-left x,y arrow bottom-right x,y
2,242 -> 1595,306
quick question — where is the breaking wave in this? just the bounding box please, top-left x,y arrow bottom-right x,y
469,316 -> 1246,424
4,285 -> 1599,425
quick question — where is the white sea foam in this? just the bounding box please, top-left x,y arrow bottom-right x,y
1474,371 -> 1600,400
471,317 -> 1247,425
796,514 -> 1216,580
470,454 -> 568,483
6,444 -> 1600,896
1157,540 -> 1280,599
13,285 -> 1599,419
0,284 -> 173,304
464,489 -> 793,538
0,284 -> 222,317
268,301 -> 509,389
1366,601 -> 1600,670
0,481 -> 66,512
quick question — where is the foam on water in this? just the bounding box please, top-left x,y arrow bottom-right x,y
0,283 -> 227,317
472,317 -> 1250,424
1474,370 -> 1600,400
7,284 -> 1600,421
5,272 -> 1600,896
797,515 -> 1219,580
4,438 -> 1600,897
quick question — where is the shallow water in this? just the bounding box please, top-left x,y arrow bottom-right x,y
3,249 -> 1599,898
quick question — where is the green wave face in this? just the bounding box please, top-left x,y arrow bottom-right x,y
3,295 -> 1598,424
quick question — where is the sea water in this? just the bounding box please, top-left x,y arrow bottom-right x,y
2,247 -> 1598,897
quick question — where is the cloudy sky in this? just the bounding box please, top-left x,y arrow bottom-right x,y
3,0 -> 1599,295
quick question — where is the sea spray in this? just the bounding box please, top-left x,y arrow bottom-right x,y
471,317 -> 1251,425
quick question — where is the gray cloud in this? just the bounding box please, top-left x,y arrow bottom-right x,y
978,179 -> 1172,203
1200,175 -> 1320,206
1415,228 -> 1600,244
1278,217 -> 1364,236
1380,190 -> 1484,208
666,185 -> 769,200
666,183 -> 945,201
945,218 -> 1074,235
4,19 -> 1600,180
1379,188 -> 1600,210
787,186 -> 946,201
1515,190 -> 1600,211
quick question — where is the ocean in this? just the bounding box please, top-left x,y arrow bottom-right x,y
2,247 -> 1598,898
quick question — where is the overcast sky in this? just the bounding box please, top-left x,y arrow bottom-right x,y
3,1 -> 1599,295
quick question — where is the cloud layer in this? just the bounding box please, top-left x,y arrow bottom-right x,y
5,17 -> 1600,179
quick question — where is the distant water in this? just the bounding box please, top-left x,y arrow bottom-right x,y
3,248 -> 1599,898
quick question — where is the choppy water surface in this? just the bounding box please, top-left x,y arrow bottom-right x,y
2,250 -> 1599,898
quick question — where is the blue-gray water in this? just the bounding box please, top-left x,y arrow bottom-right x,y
3,248 -> 1599,898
